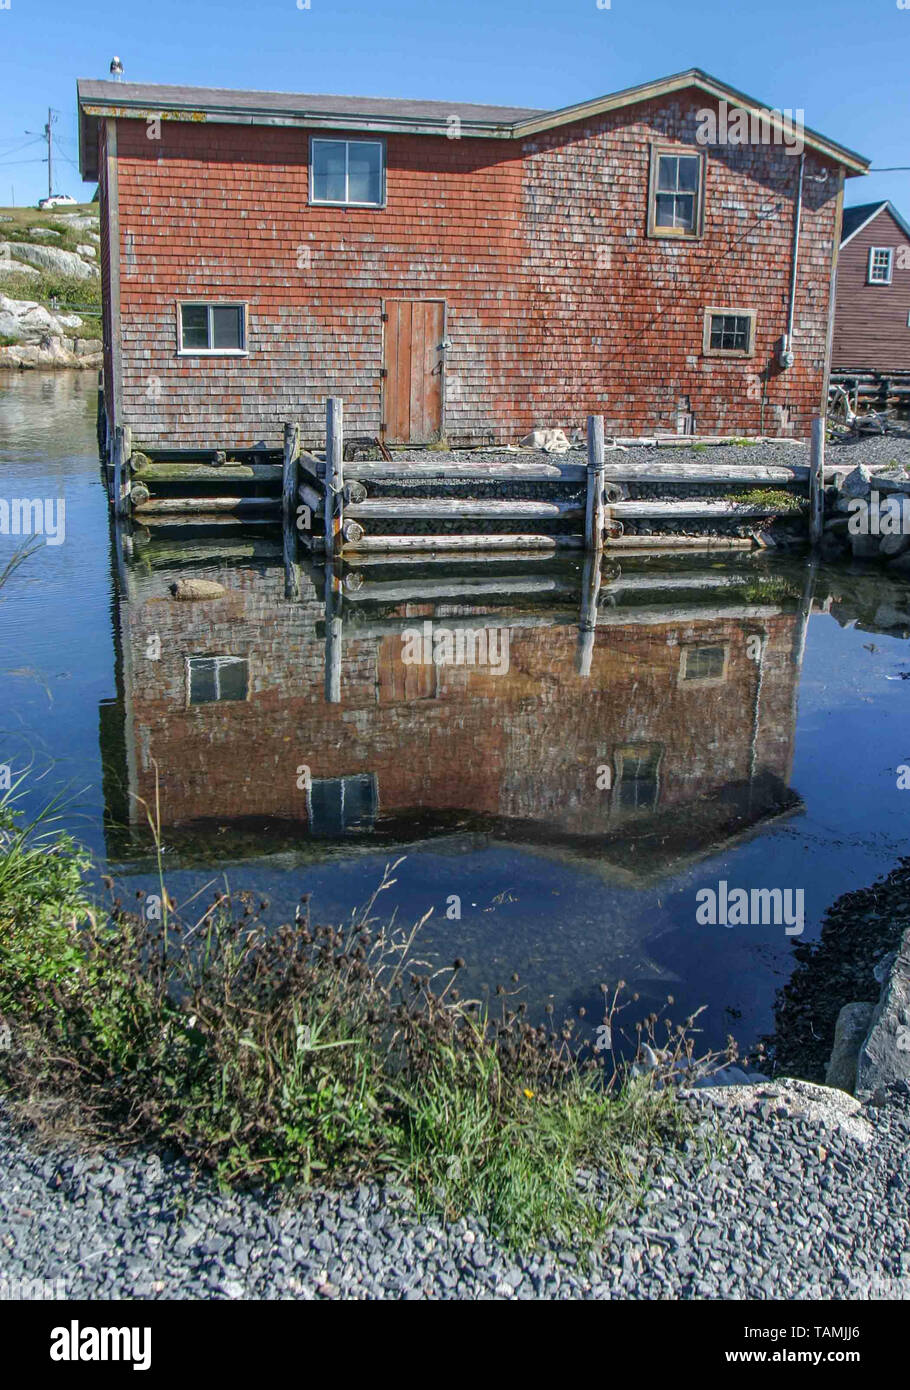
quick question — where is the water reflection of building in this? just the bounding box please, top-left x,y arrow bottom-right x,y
101,546 -> 807,879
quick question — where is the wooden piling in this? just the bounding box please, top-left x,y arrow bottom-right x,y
324,397 -> 344,559
586,415 -> 606,553
810,416 -> 825,547
112,425 -> 132,517
282,422 -> 300,526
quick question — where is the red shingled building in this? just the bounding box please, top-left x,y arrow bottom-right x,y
77,69 -> 868,450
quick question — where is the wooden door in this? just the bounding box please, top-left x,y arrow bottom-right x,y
382,299 -> 445,444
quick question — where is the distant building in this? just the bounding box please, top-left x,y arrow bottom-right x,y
832,201 -> 910,373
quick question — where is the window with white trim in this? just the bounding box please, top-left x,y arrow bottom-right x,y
178,303 -> 247,355
310,138 -> 384,207
187,656 -> 249,704
868,247 -> 894,285
703,308 -> 756,357
648,148 -> 705,237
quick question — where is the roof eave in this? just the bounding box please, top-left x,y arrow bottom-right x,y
513,68 -> 870,175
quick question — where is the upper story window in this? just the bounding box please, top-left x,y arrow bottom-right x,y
868,247 -> 894,285
310,138 -> 385,207
178,303 -> 247,355
703,307 -> 756,358
648,147 -> 705,238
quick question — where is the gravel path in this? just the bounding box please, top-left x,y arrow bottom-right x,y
2,1080 -> 908,1300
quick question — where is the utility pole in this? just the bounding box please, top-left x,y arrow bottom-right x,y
45,108 -> 53,199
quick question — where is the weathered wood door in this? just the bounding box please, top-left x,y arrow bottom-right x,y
382,299 -> 446,444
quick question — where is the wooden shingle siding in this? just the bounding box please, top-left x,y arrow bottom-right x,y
832,207 -> 910,371
105,90 -> 843,449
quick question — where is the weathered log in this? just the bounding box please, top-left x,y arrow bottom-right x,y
342,519 -> 365,544
132,495 -> 280,514
341,533 -> 584,553
345,497 -> 584,520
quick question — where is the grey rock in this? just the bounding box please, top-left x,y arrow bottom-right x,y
857,926 -> 910,1095
825,1002 -> 876,1094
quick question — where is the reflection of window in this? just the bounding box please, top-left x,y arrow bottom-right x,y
187,656 -> 249,704
679,644 -> 728,685
307,774 -> 378,836
614,744 -> 662,814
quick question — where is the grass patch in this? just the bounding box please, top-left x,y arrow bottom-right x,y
722,488 -> 806,512
0,776 -> 712,1251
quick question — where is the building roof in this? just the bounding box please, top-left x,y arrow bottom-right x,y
77,67 -> 870,181
841,199 -> 910,246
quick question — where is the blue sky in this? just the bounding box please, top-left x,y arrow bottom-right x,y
0,0 -> 907,208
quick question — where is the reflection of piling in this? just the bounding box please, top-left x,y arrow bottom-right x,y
575,552 -> 602,676
324,566 -> 343,703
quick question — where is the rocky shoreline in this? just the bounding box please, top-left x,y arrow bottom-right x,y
2,1075 -> 907,1300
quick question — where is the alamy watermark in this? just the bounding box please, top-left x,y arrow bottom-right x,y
401,620 -> 510,676
696,879 -> 805,935
696,100 -> 805,156
846,491 -> 910,536
0,497 -> 65,545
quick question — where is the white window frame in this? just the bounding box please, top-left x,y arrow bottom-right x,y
177,302 -> 248,357
702,307 -> 756,358
186,655 -> 249,706
309,137 -> 386,208
867,247 -> 894,285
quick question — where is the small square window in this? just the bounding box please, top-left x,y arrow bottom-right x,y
868,247 -> 893,285
311,139 -> 384,207
178,303 -> 247,354
679,644 -> 729,686
187,656 -> 249,704
703,308 -> 755,357
649,149 -> 704,237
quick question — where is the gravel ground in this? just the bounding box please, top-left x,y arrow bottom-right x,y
2,1081 -> 908,1301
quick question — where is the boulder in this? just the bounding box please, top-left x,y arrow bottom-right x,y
879,532 -> 910,558
519,427 -> 571,454
838,464 -> 873,499
76,243 -> 96,258
856,924 -> 910,1096
850,529 -> 882,560
0,294 -> 82,343
683,1077 -> 873,1145
0,259 -> 39,280
825,1002 -> 875,1093
50,213 -> 99,233
2,242 -> 99,280
28,227 -> 61,239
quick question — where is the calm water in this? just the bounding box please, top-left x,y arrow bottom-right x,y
2,371 -> 910,1059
